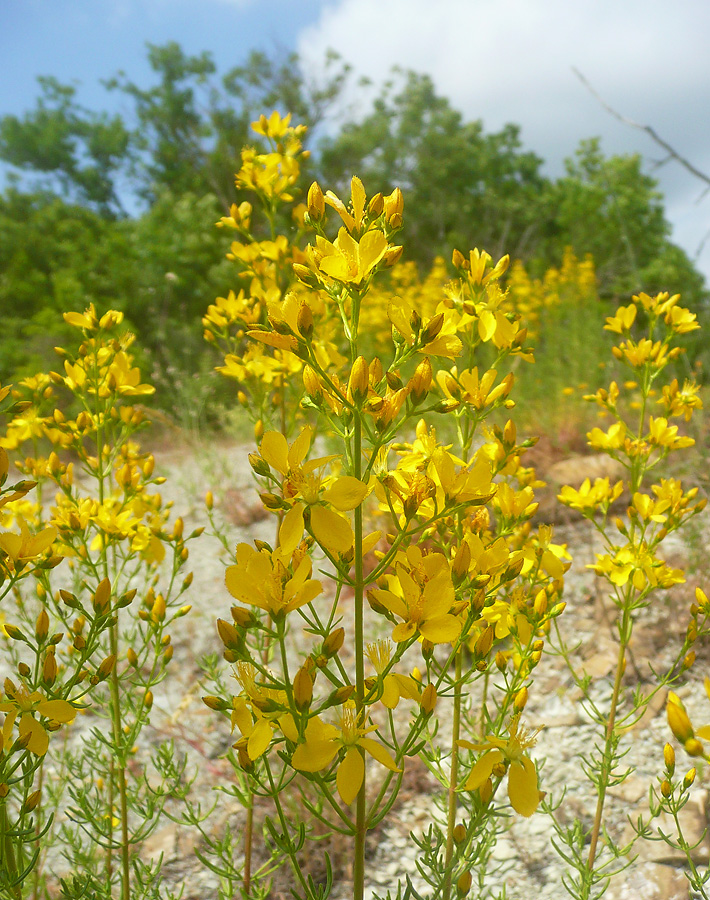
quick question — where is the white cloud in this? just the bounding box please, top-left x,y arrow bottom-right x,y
298,0 -> 710,278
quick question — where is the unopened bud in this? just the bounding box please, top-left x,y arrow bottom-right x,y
684,767 -> 697,789
664,743 -> 675,775
323,627 -> 345,657
456,870 -> 472,896
293,666 -> 314,711
217,619 -> 241,651
421,683 -> 437,714
23,790 -> 41,814
307,182 -> 325,221
349,356 -> 370,403
93,578 -> 112,615
35,609 -> 49,643
96,655 -> 116,681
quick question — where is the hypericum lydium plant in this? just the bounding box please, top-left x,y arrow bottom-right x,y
0,309 -> 197,899
202,111 -> 571,900
549,290 -> 710,899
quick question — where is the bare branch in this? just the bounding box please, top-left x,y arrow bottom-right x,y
572,67 -> 710,190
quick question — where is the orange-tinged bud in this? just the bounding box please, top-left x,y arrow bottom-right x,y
684,767 -> 697,788
453,823 -> 466,844
144,690 -> 153,710
231,606 -> 255,628
683,651 -> 696,669
495,651 -> 507,671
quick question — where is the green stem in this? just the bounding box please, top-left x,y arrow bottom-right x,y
353,409 -> 366,900
1,801 -> 21,899
109,619 -> 131,900
442,651 -> 463,900
585,623 -> 627,876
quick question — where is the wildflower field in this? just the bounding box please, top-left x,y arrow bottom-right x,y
1,111 -> 709,900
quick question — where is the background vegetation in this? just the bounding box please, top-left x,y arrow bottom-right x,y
1,42 -> 706,432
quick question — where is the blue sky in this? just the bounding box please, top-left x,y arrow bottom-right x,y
3,0 -> 710,281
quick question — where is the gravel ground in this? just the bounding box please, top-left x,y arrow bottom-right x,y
39,436 -> 710,899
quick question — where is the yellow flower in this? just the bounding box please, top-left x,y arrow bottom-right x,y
369,550 -> 461,644
460,714 -> 541,816
0,518 -> 57,562
291,704 -> 400,805
0,682 -> 76,757
258,427 -> 369,556
225,543 -> 322,617
316,227 -> 388,285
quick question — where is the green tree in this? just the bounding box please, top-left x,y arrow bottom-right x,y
0,77 -> 130,216
317,69 -> 549,267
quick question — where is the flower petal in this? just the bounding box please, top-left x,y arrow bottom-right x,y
508,757 -> 540,817
311,506 -> 353,554
337,746 -> 364,805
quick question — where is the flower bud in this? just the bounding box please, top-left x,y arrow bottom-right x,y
421,683 -> 437,715
684,767 -> 697,789
217,619 -> 241,651
368,192 -> 384,216
384,188 -> 404,227
35,609 -> 49,643
456,871 -> 472,897
349,357 -> 370,403
23,790 -> 41,814
664,742 -> 675,775
452,248 -> 467,270
42,652 -> 57,686
453,823 -> 467,844
202,695 -> 229,711
96,655 -> 116,681
293,666 -> 314,711
297,303 -> 314,340
93,578 -> 112,616
408,357 -> 433,405
514,686 -> 528,711
661,779 -> 672,798
667,694 -> 694,744
307,182 -> 325,221
323,627 -> 345,657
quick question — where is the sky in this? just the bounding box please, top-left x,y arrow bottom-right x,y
3,0 -> 710,280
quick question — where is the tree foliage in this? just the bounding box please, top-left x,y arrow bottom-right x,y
0,43 -> 706,406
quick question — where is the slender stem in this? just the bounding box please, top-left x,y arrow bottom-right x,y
1,801 -> 21,899
352,409 -> 367,900
442,652 -> 463,900
586,629 -> 627,873
109,619 -> 131,900
243,795 -> 253,896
